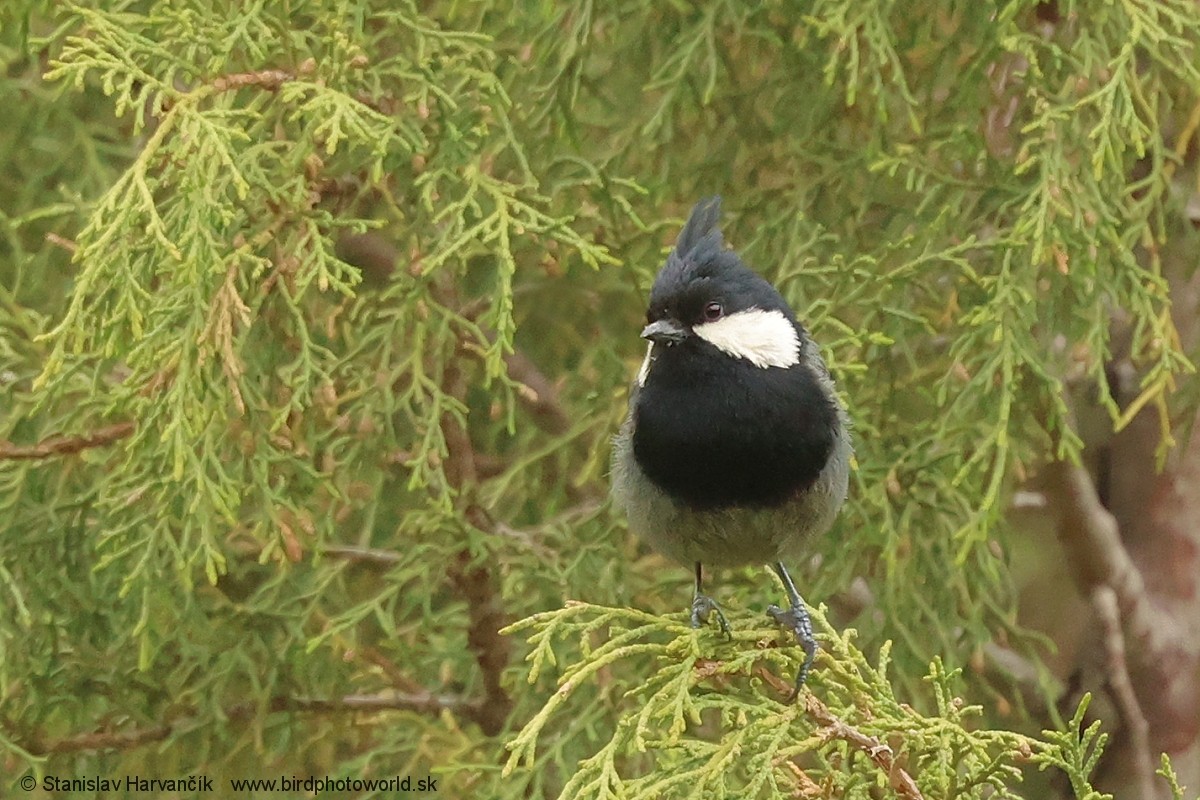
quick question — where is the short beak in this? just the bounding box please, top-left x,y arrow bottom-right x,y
641,318 -> 688,345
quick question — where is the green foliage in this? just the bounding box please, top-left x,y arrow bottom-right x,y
2,0 -> 623,790
1160,753 -> 1189,800
1033,696 -> 1110,800
1,0 -> 1198,797
503,602 -> 1113,798
477,0 -> 1200,691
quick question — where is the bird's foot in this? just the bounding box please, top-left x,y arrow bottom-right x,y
691,593 -> 731,637
767,602 -> 818,695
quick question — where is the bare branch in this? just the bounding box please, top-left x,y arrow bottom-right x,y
1042,461 -> 1185,662
321,543 -> 405,566
27,722 -> 172,755
754,666 -> 924,800
805,694 -> 925,800
17,690 -> 482,755
210,68 -> 299,93
502,348 -> 570,435
44,232 -> 78,253
1092,586 -> 1155,800
438,344 -> 513,736
0,422 -> 135,461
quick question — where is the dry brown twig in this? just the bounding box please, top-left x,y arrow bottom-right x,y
804,694 -> 925,800
0,422 -> 135,461
1092,586 -> 1155,800
13,690 -> 482,755
753,666 -> 924,800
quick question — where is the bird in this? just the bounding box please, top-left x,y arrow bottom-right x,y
610,196 -> 851,691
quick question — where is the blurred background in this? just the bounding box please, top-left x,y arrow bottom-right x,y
1,2 -> 1198,797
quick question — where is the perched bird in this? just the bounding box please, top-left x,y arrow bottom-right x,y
611,196 -> 851,690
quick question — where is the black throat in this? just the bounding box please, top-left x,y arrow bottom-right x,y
632,338 -> 837,510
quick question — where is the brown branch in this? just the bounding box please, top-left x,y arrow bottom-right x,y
273,691 -> 476,716
751,666 -> 923,799
333,235 -> 547,735
210,69 -> 295,93
45,232 -> 78,254
784,762 -> 825,798
321,508 -> 516,734
437,344 -> 513,736
0,422 -> 135,461
320,543 -> 405,566
27,722 -> 172,755
502,349 -> 570,435
17,690 -> 481,755
804,694 -> 925,800
1043,461 -> 1185,672
1091,586 -> 1155,800
356,646 -> 425,694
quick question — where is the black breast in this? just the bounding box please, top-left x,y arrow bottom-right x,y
632,340 -> 837,510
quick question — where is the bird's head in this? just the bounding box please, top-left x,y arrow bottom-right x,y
640,196 -> 803,372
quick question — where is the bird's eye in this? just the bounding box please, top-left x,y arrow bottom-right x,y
703,301 -> 723,322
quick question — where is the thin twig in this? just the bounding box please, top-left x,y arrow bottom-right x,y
211,68 -> 297,93
1092,586 -> 1155,800
320,543 -> 405,565
357,646 -> 425,693
804,694 -> 925,800
17,691 -> 481,755
437,337 -> 513,736
27,722 -> 172,755
784,762 -> 824,798
1043,461 -> 1184,669
0,422 -> 135,460
753,666 -> 924,799
45,233 -> 78,253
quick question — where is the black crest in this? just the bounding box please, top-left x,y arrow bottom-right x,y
647,197 -> 793,326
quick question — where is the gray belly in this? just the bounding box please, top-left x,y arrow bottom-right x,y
610,419 -> 851,568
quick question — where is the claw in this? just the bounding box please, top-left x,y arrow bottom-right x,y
769,562 -> 819,697
690,562 -> 731,638
691,593 -> 731,636
767,602 -> 818,691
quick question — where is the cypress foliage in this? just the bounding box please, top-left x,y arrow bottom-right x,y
1,1 -> 1198,797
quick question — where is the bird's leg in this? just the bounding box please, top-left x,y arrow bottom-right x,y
690,562 -> 730,636
766,561 -> 818,693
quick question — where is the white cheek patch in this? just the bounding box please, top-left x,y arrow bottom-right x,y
693,308 -> 800,368
636,342 -> 655,386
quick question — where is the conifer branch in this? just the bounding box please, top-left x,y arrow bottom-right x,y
439,345 -> 513,736
337,232 -> 571,434
0,422 -> 134,460
15,691 -> 482,755
6,1 -> 1200,794
804,694 -> 925,800
755,666 -> 925,799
